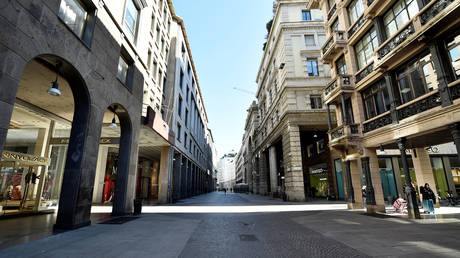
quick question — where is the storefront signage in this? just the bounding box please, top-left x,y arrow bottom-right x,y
1,151 -> 50,166
311,168 -> 327,174
50,137 -> 120,145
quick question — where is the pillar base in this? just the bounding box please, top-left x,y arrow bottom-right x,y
366,204 -> 385,214
347,202 -> 363,210
407,207 -> 421,219
53,220 -> 91,233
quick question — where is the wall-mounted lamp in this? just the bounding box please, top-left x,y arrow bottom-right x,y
47,62 -> 62,96
109,105 -> 118,128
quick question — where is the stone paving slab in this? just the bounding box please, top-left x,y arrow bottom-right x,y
1,192 -> 460,257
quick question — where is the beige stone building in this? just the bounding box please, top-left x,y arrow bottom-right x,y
309,0 -> 460,217
245,0 -> 342,201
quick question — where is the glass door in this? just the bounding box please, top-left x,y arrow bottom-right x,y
334,159 -> 345,200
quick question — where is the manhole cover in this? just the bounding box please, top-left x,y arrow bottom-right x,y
99,216 -> 140,224
239,234 -> 258,241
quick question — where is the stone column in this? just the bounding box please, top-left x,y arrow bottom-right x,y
391,156 -> 404,197
429,41 -> 452,107
340,93 -> 348,125
158,146 -> 172,204
397,138 -> 421,219
268,146 -> 278,195
258,152 -> 268,195
93,146 -> 108,202
412,148 -> 439,208
350,160 -> 363,209
326,104 -> 333,131
344,160 -> 355,205
449,123 -> 460,159
172,153 -> 182,202
442,156 -> 458,198
282,123 -> 305,201
367,149 -> 386,212
187,161 -> 192,197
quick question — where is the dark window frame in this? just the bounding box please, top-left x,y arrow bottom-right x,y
57,0 -> 96,48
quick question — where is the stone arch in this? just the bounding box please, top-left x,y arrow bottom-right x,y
0,53 -> 93,229
104,103 -> 133,216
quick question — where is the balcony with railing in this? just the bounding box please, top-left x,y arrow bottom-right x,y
327,3 -> 337,22
321,30 -> 347,64
329,123 -> 362,149
323,74 -> 354,105
373,0 -> 459,69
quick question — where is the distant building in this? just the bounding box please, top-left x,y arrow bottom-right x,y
217,153 -> 237,190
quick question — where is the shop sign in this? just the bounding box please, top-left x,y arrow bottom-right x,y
311,168 -> 327,174
1,151 -> 50,166
50,137 -> 120,145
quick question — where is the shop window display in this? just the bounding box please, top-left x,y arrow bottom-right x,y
308,163 -> 329,198
448,156 -> 460,195
378,158 -> 398,202
102,148 -> 119,203
430,157 -> 450,198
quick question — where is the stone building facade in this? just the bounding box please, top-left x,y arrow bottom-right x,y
244,0 -> 340,201
0,0 -> 214,230
309,0 -> 460,217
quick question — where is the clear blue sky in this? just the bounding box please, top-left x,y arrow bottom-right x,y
172,0 -> 273,157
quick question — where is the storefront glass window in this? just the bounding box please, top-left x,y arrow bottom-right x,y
309,163 -> 328,198
430,157 -> 449,198
379,158 -> 398,202
448,156 -> 460,195
398,156 -> 417,191
334,159 -> 345,200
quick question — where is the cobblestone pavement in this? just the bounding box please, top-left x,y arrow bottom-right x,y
1,192 -> 460,257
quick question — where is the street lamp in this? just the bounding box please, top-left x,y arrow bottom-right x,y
109,105 -> 118,128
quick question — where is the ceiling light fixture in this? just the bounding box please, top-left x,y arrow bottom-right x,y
109,106 -> 118,128
47,62 -> 62,96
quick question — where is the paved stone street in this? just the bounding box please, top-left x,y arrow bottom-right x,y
1,192 -> 460,257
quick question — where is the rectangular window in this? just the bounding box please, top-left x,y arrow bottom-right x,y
150,15 -> 155,33
117,56 -> 129,84
156,26 -> 161,45
310,96 -> 323,109
331,18 -> 339,32
124,0 -> 139,36
354,27 -> 379,70
396,52 -> 437,104
147,50 -> 152,71
184,133 -> 188,148
178,96 -> 183,117
307,58 -> 319,76
302,10 -> 311,21
318,34 -> 326,47
448,34 -> 460,80
187,63 -> 191,75
180,70 -> 184,90
58,0 -> 88,38
186,86 -> 190,102
305,35 -> 315,46
362,79 -> 390,120
152,59 -> 158,79
177,123 -> 181,141
383,0 -> 419,39
335,55 -> 347,75
185,109 -> 189,127
347,0 -> 364,25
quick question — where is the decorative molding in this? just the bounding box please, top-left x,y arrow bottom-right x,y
348,16 -> 366,39
377,23 -> 415,59
363,113 -> 392,133
327,4 -> 337,21
397,92 -> 442,121
355,62 -> 374,83
330,125 -> 344,140
420,0 -> 454,25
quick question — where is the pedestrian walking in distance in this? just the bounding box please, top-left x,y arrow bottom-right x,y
421,183 -> 436,214
223,188 -> 227,195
